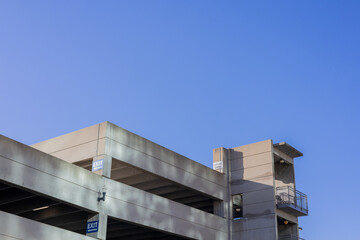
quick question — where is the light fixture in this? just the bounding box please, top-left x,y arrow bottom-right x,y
235,208 -> 241,212
33,206 -> 49,211
299,227 -> 303,230
280,159 -> 285,164
284,220 -> 288,225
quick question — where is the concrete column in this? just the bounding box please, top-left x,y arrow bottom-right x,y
86,212 -> 108,239
86,177 -> 108,239
214,200 -> 225,217
213,147 -> 232,239
88,154 -> 111,239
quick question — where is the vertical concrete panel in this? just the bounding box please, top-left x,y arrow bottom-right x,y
229,140 -> 277,239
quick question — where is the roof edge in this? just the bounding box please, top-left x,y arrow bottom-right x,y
273,142 -> 303,158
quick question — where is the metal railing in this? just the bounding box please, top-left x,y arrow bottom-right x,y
276,186 -> 308,214
279,235 -> 305,240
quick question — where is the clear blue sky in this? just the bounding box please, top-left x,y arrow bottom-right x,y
1,1 -> 359,239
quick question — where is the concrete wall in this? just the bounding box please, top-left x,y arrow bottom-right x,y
229,140 -> 277,240
31,122 -> 107,163
31,122 -> 227,201
106,122 -> 227,200
0,135 -> 102,213
0,135 -> 228,240
104,176 -> 228,239
232,216 -> 277,240
0,211 -> 96,240
2,120 -> 308,240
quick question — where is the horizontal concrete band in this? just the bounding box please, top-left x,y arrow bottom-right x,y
31,123 -> 106,163
109,139 -> 226,200
104,177 -> 227,239
30,122 -> 227,201
0,211 -> 96,240
0,135 -> 228,240
31,123 -> 106,154
107,122 -> 226,187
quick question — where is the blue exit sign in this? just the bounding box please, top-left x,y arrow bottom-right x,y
86,220 -> 99,233
92,159 -> 104,172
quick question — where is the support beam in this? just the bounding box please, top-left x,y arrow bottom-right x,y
0,211 -> 96,240
107,122 -> 227,201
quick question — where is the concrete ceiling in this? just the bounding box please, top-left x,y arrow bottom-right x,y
0,181 -> 91,234
0,180 -> 193,240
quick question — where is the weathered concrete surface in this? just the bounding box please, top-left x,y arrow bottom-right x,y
0,211 -> 96,240
227,140 -> 278,239
230,140 -> 275,218
0,135 -> 102,213
107,122 -> 227,200
31,122 -> 227,201
104,176 -> 228,239
232,214 -> 277,239
0,135 -> 228,240
3,121 -> 307,240
31,122 -> 107,163
224,139 -> 304,240
274,161 -> 295,188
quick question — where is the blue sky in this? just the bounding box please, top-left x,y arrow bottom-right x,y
1,1 -> 359,239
